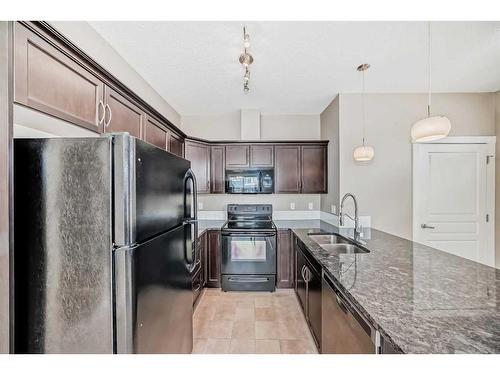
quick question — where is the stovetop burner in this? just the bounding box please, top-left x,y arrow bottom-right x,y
221,204 -> 276,233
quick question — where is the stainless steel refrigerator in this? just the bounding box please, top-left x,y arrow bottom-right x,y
13,133 -> 197,354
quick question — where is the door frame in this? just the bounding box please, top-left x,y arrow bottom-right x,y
412,136 -> 496,266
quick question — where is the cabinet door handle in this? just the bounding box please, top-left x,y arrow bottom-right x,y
304,266 -> 311,282
104,104 -> 112,127
98,100 -> 105,124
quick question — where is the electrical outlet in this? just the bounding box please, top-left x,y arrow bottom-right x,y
290,202 -> 295,210
331,204 -> 336,214
198,202 -> 204,210
308,202 -> 313,210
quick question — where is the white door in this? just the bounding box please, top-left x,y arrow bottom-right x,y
413,138 -> 495,267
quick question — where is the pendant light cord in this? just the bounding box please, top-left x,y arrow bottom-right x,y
427,21 -> 432,117
362,67 -> 366,146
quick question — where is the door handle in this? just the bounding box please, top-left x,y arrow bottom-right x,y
420,224 -> 435,229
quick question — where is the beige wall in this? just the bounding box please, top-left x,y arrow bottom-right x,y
50,21 -> 181,127
260,115 -> 320,140
322,92 -> 497,240
320,95 -> 340,214
181,112 -> 321,141
495,91 -> 500,268
198,194 -> 321,212
181,112 -> 241,141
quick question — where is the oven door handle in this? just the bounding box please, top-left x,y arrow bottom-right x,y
227,277 -> 270,283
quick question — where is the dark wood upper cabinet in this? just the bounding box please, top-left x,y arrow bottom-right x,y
225,145 -> 249,168
169,132 -> 184,158
250,145 -> 274,167
277,229 -> 294,288
275,143 -> 328,194
205,230 -> 221,288
14,23 -> 104,132
275,145 -> 301,193
184,140 -> 210,193
210,146 -> 225,194
301,145 -> 327,193
143,116 -> 167,150
103,86 -> 144,138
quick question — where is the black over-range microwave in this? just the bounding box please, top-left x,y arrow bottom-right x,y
225,169 -> 274,194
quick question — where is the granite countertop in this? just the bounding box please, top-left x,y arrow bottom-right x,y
289,222 -> 500,354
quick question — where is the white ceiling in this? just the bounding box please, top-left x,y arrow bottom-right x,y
89,21 -> 500,115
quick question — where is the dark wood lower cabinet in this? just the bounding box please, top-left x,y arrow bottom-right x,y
295,240 -> 307,311
192,266 -> 203,308
193,231 -> 206,308
306,265 -> 322,350
277,229 -> 294,288
294,236 -> 322,352
205,230 -> 221,288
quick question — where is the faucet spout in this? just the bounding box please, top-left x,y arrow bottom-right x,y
339,193 -> 360,236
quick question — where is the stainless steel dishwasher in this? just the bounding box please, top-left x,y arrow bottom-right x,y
322,271 -> 379,354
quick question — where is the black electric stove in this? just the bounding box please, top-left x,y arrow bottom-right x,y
220,204 -> 277,292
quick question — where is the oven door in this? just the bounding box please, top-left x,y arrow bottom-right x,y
221,232 -> 276,275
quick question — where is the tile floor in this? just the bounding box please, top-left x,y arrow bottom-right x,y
193,288 -> 318,354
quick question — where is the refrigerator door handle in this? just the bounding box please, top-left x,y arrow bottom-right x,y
183,169 -> 198,271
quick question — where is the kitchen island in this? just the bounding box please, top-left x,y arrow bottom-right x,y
278,220 -> 500,354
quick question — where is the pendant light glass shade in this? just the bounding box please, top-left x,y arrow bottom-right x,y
411,115 -> 451,143
353,145 -> 375,161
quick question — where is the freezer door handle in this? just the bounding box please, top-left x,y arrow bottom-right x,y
183,169 -> 198,271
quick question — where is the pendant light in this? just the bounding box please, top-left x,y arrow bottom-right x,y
353,63 -> 375,162
411,22 -> 451,143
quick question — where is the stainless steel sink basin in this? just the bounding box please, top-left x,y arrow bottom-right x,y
308,234 -> 352,245
308,234 -> 370,254
320,243 -> 369,254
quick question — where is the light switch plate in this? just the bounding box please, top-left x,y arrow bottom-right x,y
308,202 -> 313,210
331,204 -> 336,214
198,202 -> 204,210
290,202 -> 295,210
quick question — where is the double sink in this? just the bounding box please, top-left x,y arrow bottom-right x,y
308,233 -> 370,254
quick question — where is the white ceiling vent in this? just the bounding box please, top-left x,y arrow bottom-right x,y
240,109 -> 261,140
